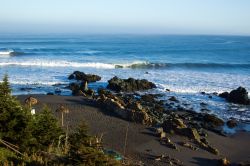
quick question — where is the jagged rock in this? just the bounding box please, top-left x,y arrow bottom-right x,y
200,138 -> 209,145
180,142 -> 198,151
129,109 -> 152,125
162,118 -> 187,133
141,94 -> 156,103
207,145 -> 219,155
68,71 -> 101,82
179,128 -> 200,141
227,87 -> 250,105
203,114 -> 224,127
69,83 -> 80,95
219,92 -> 229,99
226,119 -> 238,128
107,76 -> 156,92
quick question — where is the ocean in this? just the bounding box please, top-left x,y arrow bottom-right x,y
0,34 -> 250,123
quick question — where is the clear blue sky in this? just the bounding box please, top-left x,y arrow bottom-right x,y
1,0 -> 250,35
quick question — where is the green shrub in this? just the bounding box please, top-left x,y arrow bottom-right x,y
28,106 -> 64,152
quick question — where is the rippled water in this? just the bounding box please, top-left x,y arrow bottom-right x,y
0,34 -> 250,121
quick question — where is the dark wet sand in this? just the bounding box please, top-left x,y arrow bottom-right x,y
17,94 -> 250,166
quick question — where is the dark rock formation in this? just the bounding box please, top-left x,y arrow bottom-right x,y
226,119 -> 237,128
219,92 -> 229,99
203,114 -> 224,128
219,87 -> 250,105
227,87 -> 250,105
68,71 -> 101,96
68,71 -> 101,82
107,76 -> 156,92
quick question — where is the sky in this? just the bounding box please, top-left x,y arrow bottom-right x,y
0,0 -> 250,35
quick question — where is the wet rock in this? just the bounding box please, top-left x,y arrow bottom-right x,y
20,87 -> 33,91
166,89 -> 170,92
141,94 -> 156,103
107,76 -> 156,92
47,92 -> 54,95
68,71 -> 101,82
226,119 -> 237,128
200,102 -> 207,106
203,114 -> 224,127
168,96 -> 179,102
227,87 -> 250,105
219,92 -> 229,99
55,88 -> 62,95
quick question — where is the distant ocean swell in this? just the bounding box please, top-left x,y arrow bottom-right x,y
0,61 -> 250,69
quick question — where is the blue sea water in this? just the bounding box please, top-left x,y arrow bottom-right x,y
0,34 -> 250,122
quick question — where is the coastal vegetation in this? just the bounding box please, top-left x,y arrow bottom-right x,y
0,75 -> 120,165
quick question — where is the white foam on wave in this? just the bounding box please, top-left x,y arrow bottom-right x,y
0,61 -> 115,69
0,80 -> 68,86
115,61 -> 148,68
0,50 -> 14,56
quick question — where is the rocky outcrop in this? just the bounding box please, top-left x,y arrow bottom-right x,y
68,71 -> 101,96
68,71 -> 101,82
227,87 -> 250,105
94,89 -> 164,125
219,87 -> 250,105
107,76 -> 156,92
226,119 -> 237,128
203,114 -> 224,128
218,92 -> 229,99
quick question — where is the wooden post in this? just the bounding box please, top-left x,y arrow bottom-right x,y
61,112 -> 64,127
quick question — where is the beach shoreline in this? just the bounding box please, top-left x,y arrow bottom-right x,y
16,94 -> 250,166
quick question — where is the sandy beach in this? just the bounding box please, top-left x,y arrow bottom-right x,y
16,94 -> 250,166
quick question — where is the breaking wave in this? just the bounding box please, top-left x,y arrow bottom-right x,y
0,49 -> 23,56
0,60 -> 249,69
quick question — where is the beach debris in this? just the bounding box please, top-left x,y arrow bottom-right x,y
218,158 -> 230,166
56,105 -> 70,127
219,87 -> 250,105
103,149 -> 123,161
107,76 -> 156,92
24,96 -> 38,108
31,108 -> 36,115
